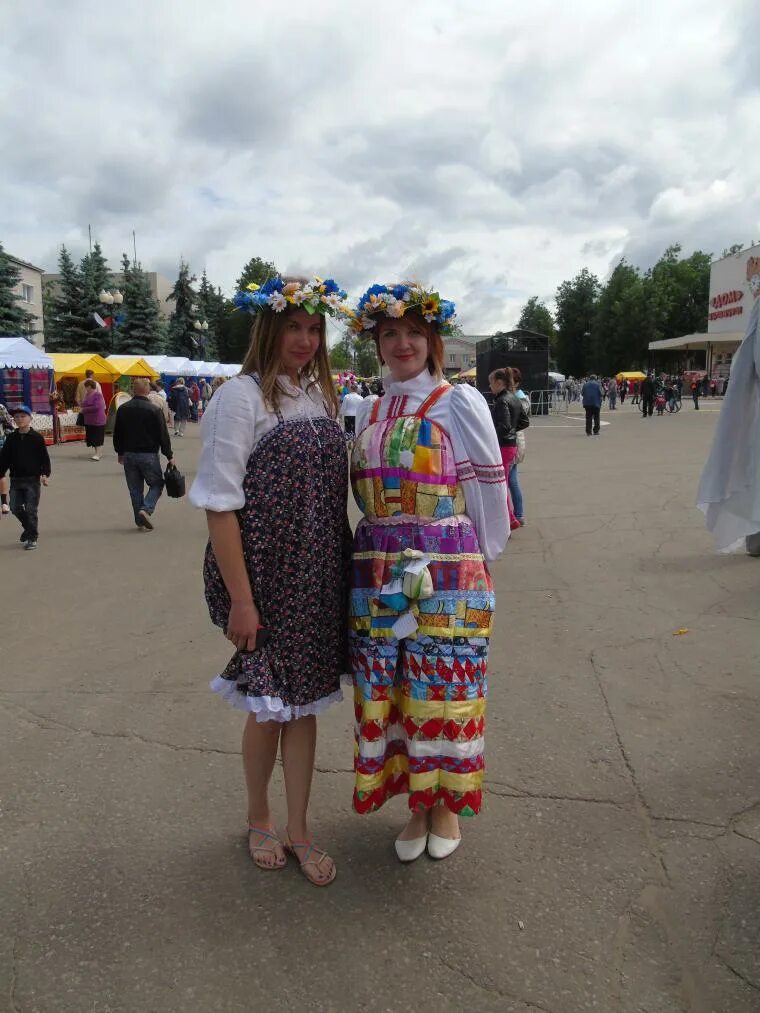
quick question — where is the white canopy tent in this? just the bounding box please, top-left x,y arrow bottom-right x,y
0,337 -> 53,369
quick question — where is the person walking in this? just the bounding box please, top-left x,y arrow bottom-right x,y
79,379 -> 107,461
148,381 -> 171,425
691,379 -> 700,410
489,366 -> 524,530
75,369 -> 101,406
631,380 -> 640,405
189,380 -> 201,422
582,374 -> 603,435
168,379 -> 191,436
348,282 -> 509,863
190,275 -> 350,887
607,378 -> 618,410
113,378 -> 175,531
620,379 -> 628,404
0,404 -> 51,550
339,381 -> 363,438
640,373 -> 656,418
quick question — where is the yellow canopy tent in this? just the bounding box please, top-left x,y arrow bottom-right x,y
106,356 -> 160,380
458,366 -> 477,379
615,370 -> 647,381
49,353 -> 120,382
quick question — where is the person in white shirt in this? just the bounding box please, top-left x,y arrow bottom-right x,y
190,275 -> 351,887
347,282 -> 509,864
339,382 -> 364,436
75,369 -> 102,405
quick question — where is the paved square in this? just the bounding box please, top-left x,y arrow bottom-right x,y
2,399 -> 758,1012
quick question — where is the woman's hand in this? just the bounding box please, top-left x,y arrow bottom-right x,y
226,599 -> 262,652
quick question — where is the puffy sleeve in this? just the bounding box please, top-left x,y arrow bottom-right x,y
448,384 -> 509,561
355,395 -> 378,436
189,377 -> 260,512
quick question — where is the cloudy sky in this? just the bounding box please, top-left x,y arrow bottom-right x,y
2,0 -> 759,332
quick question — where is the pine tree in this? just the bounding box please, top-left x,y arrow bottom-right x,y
167,260 -> 198,357
45,246 -> 92,352
115,253 -> 163,355
0,242 -> 35,338
79,242 -> 113,354
195,270 -> 220,360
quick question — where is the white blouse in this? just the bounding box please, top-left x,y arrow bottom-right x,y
190,373 -> 331,512
356,372 -> 510,561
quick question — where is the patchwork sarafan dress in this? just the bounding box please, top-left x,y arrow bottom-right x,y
190,373 -> 351,721
350,372 -> 509,816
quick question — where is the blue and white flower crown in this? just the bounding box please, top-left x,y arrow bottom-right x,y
233,276 -> 349,317
348,282 -> 457,335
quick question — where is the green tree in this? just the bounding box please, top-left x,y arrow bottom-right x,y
80,242 -> 113,354
235,256 -> 277,292
115,253 -> 163,355
195,270 -> 221,360
645,244 -> 711,343
0,242 -> 35,337
329,342 -> 351,370
44,245 -> 92,352
517,296 -> 555,338
554,268 -> 600,376
354,334 -> 379,376
593,260 -> 652,374
166,260 -> 198,356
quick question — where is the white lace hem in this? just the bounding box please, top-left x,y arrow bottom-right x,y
210,673 -> 352,723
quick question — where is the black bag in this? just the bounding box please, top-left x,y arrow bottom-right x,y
76,412 -> 85,427
164,463 -> 186,498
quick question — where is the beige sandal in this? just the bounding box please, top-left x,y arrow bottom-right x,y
247,824 -> 287,871
285,832 -> 336,887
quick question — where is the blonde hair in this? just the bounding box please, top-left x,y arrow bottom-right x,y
240,278 -> 339,418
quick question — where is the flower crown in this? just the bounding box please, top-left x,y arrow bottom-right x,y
233,276 -> 349,317
348,282 -> 457,335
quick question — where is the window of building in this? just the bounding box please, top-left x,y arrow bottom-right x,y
449,354 -> 457,364
21,284 -> 34,303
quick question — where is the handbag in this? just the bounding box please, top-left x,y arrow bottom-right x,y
516,430 -> 526,463
76,412 -> 85,427
516,399 -> 531,431
164,462 -> 186,498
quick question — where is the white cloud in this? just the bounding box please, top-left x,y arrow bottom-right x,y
1,0 -> 759,332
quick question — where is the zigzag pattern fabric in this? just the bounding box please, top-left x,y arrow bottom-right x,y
350,384 -> 494,817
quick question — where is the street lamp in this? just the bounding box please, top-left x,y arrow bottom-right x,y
193,318 -> 209,359
98,289 -> 123,352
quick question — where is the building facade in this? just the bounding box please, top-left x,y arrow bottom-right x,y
649,242 -> 760,379
443,334 -> 481,376
8,255 -> 46,347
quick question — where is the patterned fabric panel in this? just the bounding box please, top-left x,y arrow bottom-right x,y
351,632 -> 489,817
352,414 -> 465,519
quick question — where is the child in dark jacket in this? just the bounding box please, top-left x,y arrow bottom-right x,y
0,405 -> 51,550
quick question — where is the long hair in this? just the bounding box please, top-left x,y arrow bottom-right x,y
373,315 -> 445,380
240,290 -> 339,418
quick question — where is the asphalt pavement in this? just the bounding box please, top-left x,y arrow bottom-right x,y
1,397 -> 758,1012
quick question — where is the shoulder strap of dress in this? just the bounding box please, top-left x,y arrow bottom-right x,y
416,383 -> 451,418
370,397 -> 383,425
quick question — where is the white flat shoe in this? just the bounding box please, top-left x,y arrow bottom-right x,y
427,833 -> 461,860
394,834 -> 428,863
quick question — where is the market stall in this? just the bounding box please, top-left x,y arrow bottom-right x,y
615,371 -> 647,382
49,353 -> 120,443
106,355 -> 160,393
0,337 -> 55,443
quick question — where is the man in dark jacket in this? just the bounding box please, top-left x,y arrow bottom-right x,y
640,373 -> 656,418
0,404 -> 51,549
581,375 -> 603,435
113,378 -> 174,531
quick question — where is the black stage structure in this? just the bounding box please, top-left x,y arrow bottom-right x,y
476,329 -> 550,410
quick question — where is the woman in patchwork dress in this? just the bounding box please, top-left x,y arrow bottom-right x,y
190,276 -> 351,886
348,283 -> 509,862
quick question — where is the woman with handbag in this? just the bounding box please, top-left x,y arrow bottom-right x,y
190,276 -> 351,887
80,379 -> 107,461
489,367 -> 526,530
347,282 -> 509,862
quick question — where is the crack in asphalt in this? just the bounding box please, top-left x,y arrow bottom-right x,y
438,956 -> 556,1011
8,866 -> 30,1013
483,780 -> 627,807
714,952 -> 760,993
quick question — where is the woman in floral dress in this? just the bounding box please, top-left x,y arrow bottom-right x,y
190,276 -> 351,886
347,283 -> 509,862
